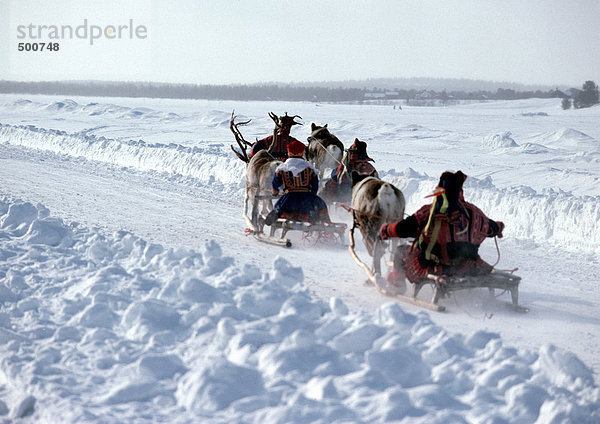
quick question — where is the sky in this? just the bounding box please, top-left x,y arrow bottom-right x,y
1,0 -> 599,87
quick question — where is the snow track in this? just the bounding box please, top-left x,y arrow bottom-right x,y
2,119 -> 598,256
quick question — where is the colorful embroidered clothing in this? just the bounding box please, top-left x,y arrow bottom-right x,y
332,159 -> 378,185
323,139 -> 378,203
250,132 -> 302,161
271,158 -> 330,223
388,200 -> 503,283
323,158 -> 378,202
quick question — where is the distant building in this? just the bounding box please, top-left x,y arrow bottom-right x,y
415,90 -> 433,100
364,92 -> 386,98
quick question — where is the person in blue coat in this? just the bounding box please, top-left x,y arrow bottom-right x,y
265,141 -> 331,225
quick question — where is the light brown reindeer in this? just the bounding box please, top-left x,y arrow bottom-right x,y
349,171 -> 406,277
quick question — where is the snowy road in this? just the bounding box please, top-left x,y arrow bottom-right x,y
2,131 -> 598,376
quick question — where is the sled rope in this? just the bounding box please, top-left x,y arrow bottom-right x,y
491,236 -> 501,268
302,230 -> 341,247
315,141 -> 344,167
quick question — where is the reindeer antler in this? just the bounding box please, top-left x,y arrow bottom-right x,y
266,112 -> 280,153
230,110 -> 252,163
268,112 -> 280,129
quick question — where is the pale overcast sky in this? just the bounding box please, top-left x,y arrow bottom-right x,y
1,0 -> 599,86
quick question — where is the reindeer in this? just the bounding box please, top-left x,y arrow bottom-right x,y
349,171 -> 405,277
306,124 -> 344,182
229,111 -> 301,229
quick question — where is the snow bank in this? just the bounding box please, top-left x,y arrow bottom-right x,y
522,127 -> 599,151
0,123 -> 245,186
5,98 -> 238,129
0,198 -> 597,422
9,98 -> 178,121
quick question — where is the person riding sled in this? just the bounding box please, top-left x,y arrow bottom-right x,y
324,138 -> 379,202
250,113 -> 303,161
265,141 -> 331,225
379,170 -> 505,286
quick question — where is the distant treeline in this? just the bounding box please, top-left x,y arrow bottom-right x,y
0,80 -> 566,103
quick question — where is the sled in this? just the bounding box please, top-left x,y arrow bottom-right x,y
417,270 -> 527,313
244,195 -> 347,248
348,228 -> 526,312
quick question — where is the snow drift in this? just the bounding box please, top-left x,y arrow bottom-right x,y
0,198 -> 598,422
0,123 -> 245,186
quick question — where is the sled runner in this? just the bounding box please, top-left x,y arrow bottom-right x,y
244,195 -> 347,248
348,227 -> 526,312
416,270 -> 527,313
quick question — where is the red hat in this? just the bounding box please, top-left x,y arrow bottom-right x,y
349,138 -> 374,161
287,141 -> 306,157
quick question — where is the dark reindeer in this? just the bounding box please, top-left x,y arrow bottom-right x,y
230,111 -> 301,227
306,123 -> 344,182
349,171 -> 405,277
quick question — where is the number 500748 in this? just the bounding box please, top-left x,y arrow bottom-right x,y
18,42 -> 60,51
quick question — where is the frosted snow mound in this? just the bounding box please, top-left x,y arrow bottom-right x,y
194,110 -> 235,127
483,131 -> 519,150
515,142 -> 553,154
521,112 -> 548,117
7,98 -> 233,125
523,127 -> 598,151
45,99 -> 79,111
0,123 -> 245,185
0,198 -> 598,423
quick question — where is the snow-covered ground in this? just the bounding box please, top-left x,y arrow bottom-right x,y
0,94 -> 598,422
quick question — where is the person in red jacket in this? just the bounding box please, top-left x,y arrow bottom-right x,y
379,170 -> 504,286
250,113 -> 302,161
323,139 -> 379,202
265,141 -> 330,225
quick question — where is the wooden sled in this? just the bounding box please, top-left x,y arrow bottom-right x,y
421,270 -> 527,313
244,195 -> 347,248
348,227 -> 526,312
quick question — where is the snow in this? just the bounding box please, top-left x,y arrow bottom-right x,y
0,94 -> 599,422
